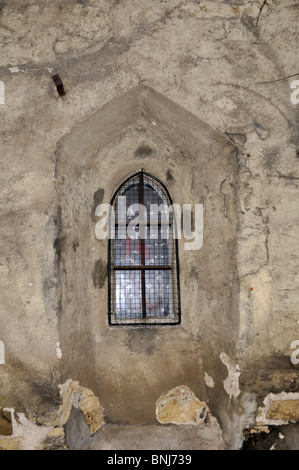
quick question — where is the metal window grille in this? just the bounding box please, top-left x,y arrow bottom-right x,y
108,171 -> 181,325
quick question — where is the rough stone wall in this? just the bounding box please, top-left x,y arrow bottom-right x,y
0,0 -> 298,449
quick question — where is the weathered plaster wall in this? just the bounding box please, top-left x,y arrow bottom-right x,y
53,84 -> 239,427
0,0 -> 298,449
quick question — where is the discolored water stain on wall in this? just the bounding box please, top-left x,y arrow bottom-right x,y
166,169 -> 174,182
134,144 -> 154,158
125,328 -> 159,355
92,259 -> 107,289
91,188 -> 105,218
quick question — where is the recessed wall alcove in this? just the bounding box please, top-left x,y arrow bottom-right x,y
53,85 -> 239,425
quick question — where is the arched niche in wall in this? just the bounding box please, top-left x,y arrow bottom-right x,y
53,85 -> 239,425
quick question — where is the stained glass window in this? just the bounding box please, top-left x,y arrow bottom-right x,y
108,171 -> 180,325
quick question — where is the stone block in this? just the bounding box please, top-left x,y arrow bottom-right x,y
0,408 -> 13,436
156,385 -> 209,425
0,437 -> 24,450
266,400 -> 299,422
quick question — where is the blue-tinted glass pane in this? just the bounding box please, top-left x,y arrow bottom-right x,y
145,270 -> 170,317
114,270 -> 142,318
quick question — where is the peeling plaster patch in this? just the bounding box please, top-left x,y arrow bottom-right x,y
257,392 -> 299,426
8,66 -> 19,73
248,424 -> 271,434
204,372 -> 215,388
58,379 -> 104,434
8,66 -> 26,74
4,408 -> 52,451
220,352 -> 241,400
56,342 -> 62,360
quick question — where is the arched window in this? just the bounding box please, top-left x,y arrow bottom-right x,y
108,171 -> 180,325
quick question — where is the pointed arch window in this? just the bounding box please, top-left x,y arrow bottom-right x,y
108,171 -> 180,325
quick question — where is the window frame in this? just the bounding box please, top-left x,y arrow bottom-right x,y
107,170 -> 181,326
